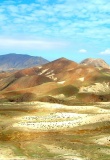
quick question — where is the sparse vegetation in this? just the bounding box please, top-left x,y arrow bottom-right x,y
0,101 -> 109,159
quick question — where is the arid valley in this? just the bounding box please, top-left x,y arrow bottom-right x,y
0,101 -> 110,160
0,0 -> 110,159
0,54 -> 110,160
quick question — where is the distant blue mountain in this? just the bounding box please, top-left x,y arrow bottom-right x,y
0,53 -> 49,70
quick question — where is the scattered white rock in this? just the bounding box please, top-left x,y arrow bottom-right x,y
57,81 -> 65,84
53,94 -> 65,99
45,70 -> 54,75
79,82 -> 110,94
46,73 -> 57,81
78,77 -> 84,82
38,66 -> 42,69
13,113 -> 110,131
54,77 -> 58,81
38,68 -> 49,75
67,68 -> 75,71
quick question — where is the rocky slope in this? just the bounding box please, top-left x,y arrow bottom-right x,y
80,58 -> 110,69
79,82 -> 110,95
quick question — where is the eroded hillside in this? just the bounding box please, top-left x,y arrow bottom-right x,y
0,57 -> 110,103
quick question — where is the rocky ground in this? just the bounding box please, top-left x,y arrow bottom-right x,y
0,101 -> 110,160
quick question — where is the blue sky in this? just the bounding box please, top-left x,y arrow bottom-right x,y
0,0 -> 110,64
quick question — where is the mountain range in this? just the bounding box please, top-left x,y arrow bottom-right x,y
0,53 -> 110,71
0,53 -> 49,71
0,55 -> 110,103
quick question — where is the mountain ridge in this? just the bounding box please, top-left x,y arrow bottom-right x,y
0,53 -> 49,71
0,56 -> 110,103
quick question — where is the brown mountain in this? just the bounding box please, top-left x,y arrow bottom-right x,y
0,57 -> 78,91
80,58 -> 110,69
0,57 -> 110,103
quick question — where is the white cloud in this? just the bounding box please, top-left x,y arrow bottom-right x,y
100,49 -> 110,55
7,5 -> 19,13
79,49 -> 87,53
0,0 -> 110,42
0,38 -> 68,50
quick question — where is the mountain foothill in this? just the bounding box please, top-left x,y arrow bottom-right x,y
0,53 -> 110,103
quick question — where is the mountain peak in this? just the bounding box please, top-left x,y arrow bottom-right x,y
52,57 -> 77,63
80,58 -> 110,69
58,57 -> 68,60
0,53 -> 49,71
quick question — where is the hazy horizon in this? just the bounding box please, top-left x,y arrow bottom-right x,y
0,52 -> 110,65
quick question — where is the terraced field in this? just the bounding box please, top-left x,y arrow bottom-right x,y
0,102 -> 110,160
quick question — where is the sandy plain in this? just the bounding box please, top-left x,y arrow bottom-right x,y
0,101 -> 109,160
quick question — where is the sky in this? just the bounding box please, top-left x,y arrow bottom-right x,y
0,0 -> 110,64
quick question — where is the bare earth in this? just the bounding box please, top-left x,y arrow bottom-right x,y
0,101 -> 110,160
